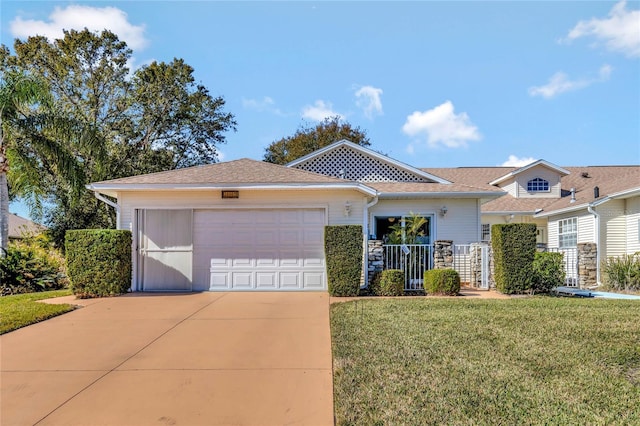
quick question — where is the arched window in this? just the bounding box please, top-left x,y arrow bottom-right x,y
527,177 -> 549,192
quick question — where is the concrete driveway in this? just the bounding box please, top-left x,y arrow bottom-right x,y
1,292 -> 334,425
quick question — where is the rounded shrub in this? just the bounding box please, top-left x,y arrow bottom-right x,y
532,252 -> 565,294
65,229 -> 132,298
424,269 -> 460,295
375,269 -> 404,296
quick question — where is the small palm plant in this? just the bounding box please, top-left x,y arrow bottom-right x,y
387,212 -> 427,244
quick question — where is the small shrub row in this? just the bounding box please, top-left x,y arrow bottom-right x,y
325,225 -> 363,297
0,234 -> 68,296
369,269 -> 404,296
602,253 -> 640,291
65,229 -> 132,298
424,269 -> 460,295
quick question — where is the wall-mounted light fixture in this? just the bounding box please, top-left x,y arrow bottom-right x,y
344,201 -> 352,217
439,206 -> 448,217
505,214 -> 515,223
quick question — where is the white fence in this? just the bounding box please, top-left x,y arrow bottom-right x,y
546,247 -> 579,287
383,244 -> 489,291
383,245 -> 432,290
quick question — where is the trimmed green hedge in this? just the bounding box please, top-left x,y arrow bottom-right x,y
375,269 -> 404,296
532,252 -> 566,294
325,225 -> 363,297
65,230 -> 132,298
491,223 -> 537,294
424,269 -> 460,295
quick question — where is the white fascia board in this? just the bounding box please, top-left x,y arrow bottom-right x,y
605,186 -> 640,200
533,187 -> 640,218
534,203 -> 590,218
87,182 -> 378,197
489,160 -> 570,186
482,211 -> 537,216
377,191 -> 505,199
286,139 -> 452,184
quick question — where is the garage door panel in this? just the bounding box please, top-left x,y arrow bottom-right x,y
303,272 -> 324,289
280,273 -> 301,289
279,230 -> 301,245
256,251 -> 277,267
279,251 -> 301,267
232,257 -> 253,267
210,257 -> 231,267
303,209 -> 325,225
232,272 -> 253,288
278,210 -> 300,224
256,273 -> 277,289
303,229 -> 324,245
193,209 -> 326,291
210,272 -> 230,290
255,231 -> 277,246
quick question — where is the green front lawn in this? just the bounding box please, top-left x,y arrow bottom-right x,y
0,290 -> 74,335
331,298 -> 640,425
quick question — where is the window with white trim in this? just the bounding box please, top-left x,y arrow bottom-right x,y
481,224 -> 491,242
558,218 -> 577,248
527,177 -> 549,192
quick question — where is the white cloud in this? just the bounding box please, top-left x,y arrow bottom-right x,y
354,85 -> 383,119
563,0 -> 640,58
301,100 -> 344,121
500,155 -> 537,167
10,5 -> 148,50
401,101 -> 481,149
528,64 -> 612,99
242,96 -> 286,116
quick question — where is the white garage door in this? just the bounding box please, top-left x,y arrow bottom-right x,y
192,209 -> 326,291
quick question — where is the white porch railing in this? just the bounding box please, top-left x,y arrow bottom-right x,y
382,243 -> 490,291
546,247 -> 579,287
383,244 -> 433,291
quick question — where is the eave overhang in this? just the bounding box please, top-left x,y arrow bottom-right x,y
87,182 -> 378,199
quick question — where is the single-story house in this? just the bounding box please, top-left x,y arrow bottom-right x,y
89,140 -> 638,291
88,140 -> 504,292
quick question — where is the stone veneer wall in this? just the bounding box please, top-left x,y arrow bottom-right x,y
578,242 -> 597,288
367,240 -> 384,286
470,243 -> 494,288
433,240 -> 453,269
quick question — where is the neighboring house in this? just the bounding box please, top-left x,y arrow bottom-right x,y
8,213 -> 46,240
427,161 -> 640,285
88,140 -> 503,292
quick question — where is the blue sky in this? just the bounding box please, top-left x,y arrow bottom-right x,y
3,1 -> 639,218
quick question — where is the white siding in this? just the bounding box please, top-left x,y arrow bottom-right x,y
514,167 -> 561,199
601,199 -> 626,259
118,189 -> 367,231
578,214 -> 595,244
371,198 -> 480,244
500,180 -> 518,197
548,210 -> 594,249
626,196 -> 640,254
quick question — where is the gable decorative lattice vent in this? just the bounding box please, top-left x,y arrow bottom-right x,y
294,146 -> 428,182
